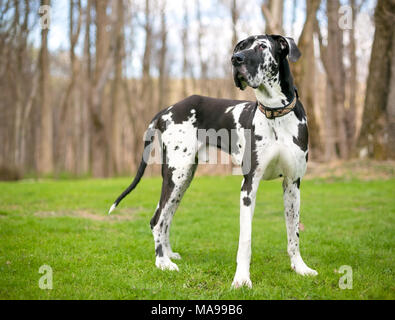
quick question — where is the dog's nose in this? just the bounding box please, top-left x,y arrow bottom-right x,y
231,53 -> 245,66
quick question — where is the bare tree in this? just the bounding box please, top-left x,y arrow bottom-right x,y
261,0 -> 284,34
158,0 -> 168,111
12,0 -> 35,168
231,0 -> 239,48
88,0 -> 121,177
316,0 -> 348,160
345,0 -> 359,154
38,0 -> 53,174
142,0 -> 153,102
0,1 -> 40,175
57,0 -> 82,173
386,29 -> 395,159
181,0 -> 189,97
196,0 -> 209,95
109,0 -> 125,176
89,0 -> 110,177
122,0 -> 154,171
293,0 -> 321,159
230,0 -> 240,98
80,0 -> 93,174
356,0 -> 395,159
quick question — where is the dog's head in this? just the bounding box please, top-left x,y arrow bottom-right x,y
231,35 -> 301,90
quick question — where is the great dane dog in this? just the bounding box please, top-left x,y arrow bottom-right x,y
109,34 -> 318,288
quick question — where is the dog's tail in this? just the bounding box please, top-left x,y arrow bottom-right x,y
108,117 -> 160,214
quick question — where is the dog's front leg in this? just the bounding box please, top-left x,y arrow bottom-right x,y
283,178 -> 318,276
232,175 -> 260,289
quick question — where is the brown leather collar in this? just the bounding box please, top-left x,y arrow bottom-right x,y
258,94 -> 297,119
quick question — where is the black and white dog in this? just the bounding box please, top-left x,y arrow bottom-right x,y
109,34 -> 318,288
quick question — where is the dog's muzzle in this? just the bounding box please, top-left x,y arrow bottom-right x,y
231,53 -> 249,91
231,52 -> 245,66
232,55 -> 247,90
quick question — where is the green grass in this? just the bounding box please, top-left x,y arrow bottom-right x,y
0,176 -> 394,300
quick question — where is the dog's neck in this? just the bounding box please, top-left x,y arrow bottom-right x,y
254,59 -> 295,109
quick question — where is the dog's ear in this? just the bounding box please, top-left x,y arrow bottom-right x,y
272,35 -> 301,62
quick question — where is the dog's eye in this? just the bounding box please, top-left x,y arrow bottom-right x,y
259,43 -> 267,50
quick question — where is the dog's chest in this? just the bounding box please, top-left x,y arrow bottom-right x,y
252,111 -> 308,179
254,111 -> 300,144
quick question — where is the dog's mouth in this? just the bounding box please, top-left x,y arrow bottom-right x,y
233,66 -> 249,91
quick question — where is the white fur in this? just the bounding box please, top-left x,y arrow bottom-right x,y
108,204 -> 116,215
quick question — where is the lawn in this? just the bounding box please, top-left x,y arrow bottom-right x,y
0,175 -> 394,299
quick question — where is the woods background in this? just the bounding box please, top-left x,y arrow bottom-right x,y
0,0 -> 394,179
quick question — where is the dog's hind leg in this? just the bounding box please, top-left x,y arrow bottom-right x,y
282,177 -> 318,276
150,161 -> 197,271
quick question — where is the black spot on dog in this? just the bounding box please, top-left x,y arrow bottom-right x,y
150,208 -> 160,229
305,152 -> 309,162
174,146 -> 179,151
293,123 -> 308,152
243,197 -> 251,206
294,178 -> 301,189
296,232 -> 299,238
293,101 -> 307,122
255,135 -> 263,141
155,244 -> 163,257
272,128 -> 278,141
183,148 -> 187,153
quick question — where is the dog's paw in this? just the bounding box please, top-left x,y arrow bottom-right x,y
169,252 -> 182,260
155,258 -> 179,271
291,262 -> 318,276
231,276 -> 252,289
291,255 -> 318,276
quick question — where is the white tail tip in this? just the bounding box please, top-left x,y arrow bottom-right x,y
108,204 -> 117,215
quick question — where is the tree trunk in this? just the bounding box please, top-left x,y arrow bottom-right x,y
158,0 -> 168,111
38,0 -> 53,175
293,0 -> 321,160
386,30 -> 395,159
80,0 -> 92,174
329,0 -> 348,159
141,0 -> 152,102
90,0 -> 110,177
181,0 -> 189,97
316,0 -> 348,160
261,0 -> 284,34
356,0 -> 395,159
196,0 -> 208,95
230,0 -> 240,99
132,0 -> 153,170
346,0 -> 358,155
57,0 -> 82,174
109,0 -> 125,176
